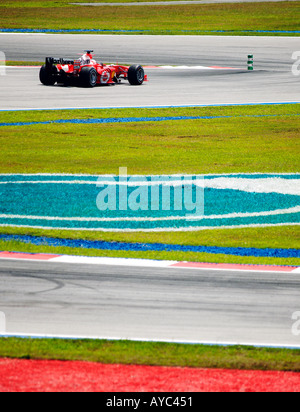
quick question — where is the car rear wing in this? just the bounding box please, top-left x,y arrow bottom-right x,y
45,57 -> 75,66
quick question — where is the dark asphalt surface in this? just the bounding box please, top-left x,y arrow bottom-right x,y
0,259 -> 299,346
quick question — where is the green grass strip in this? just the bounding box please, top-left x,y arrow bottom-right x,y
0,337 -> 299,372
1,232 -> 300,267
0,104 -> 299,175
5,61 -> 44,66
0,224 -> 299,251
0,2 -> 299,36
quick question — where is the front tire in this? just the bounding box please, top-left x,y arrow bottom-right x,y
39,65 -> 57,86
128,64 -> 144,85
80,67 -> 98,87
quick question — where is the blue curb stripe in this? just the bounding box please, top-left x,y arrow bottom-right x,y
0,234 -> 299,259
0,28 -> 144,34
1,113 -> 300,128
1,28 -> 300,35
0,115 -> 229,127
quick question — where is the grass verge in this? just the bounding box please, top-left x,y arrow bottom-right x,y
5,61 -> 44,66
0,104 -> 299,264
0,2 -> 299,35
1,104 -> 299,175
1,237 -> 300,266
0,337 -> 299,372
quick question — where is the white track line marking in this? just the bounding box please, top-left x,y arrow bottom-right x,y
0,206 -> 299,222
0,222 -> 300,232
0,253 -> 299,273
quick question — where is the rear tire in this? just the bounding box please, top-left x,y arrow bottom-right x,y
80,67 -> 97,87
128,64 -> 144,85
39,65 -> 57,86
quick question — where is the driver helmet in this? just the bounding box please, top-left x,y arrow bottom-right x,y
80,50 -> 94,65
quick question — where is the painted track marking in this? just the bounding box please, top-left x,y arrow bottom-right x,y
0,252 -> 299,273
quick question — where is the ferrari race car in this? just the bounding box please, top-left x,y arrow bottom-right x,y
39,51 -> 147,87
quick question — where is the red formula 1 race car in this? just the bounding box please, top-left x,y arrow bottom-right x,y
39,51 -> 147,87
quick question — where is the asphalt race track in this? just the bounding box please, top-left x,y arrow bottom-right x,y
1,259 -> 300,347
0,34 -> 300,346
0,34 -> 299,109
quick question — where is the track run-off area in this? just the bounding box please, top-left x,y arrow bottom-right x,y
0,32 -> 299,354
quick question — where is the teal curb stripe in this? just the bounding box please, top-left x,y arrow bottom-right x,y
0,174 -> 299,232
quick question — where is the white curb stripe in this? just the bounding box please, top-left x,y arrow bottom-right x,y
51,255 -> 177,268
0,253 -> 299,274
